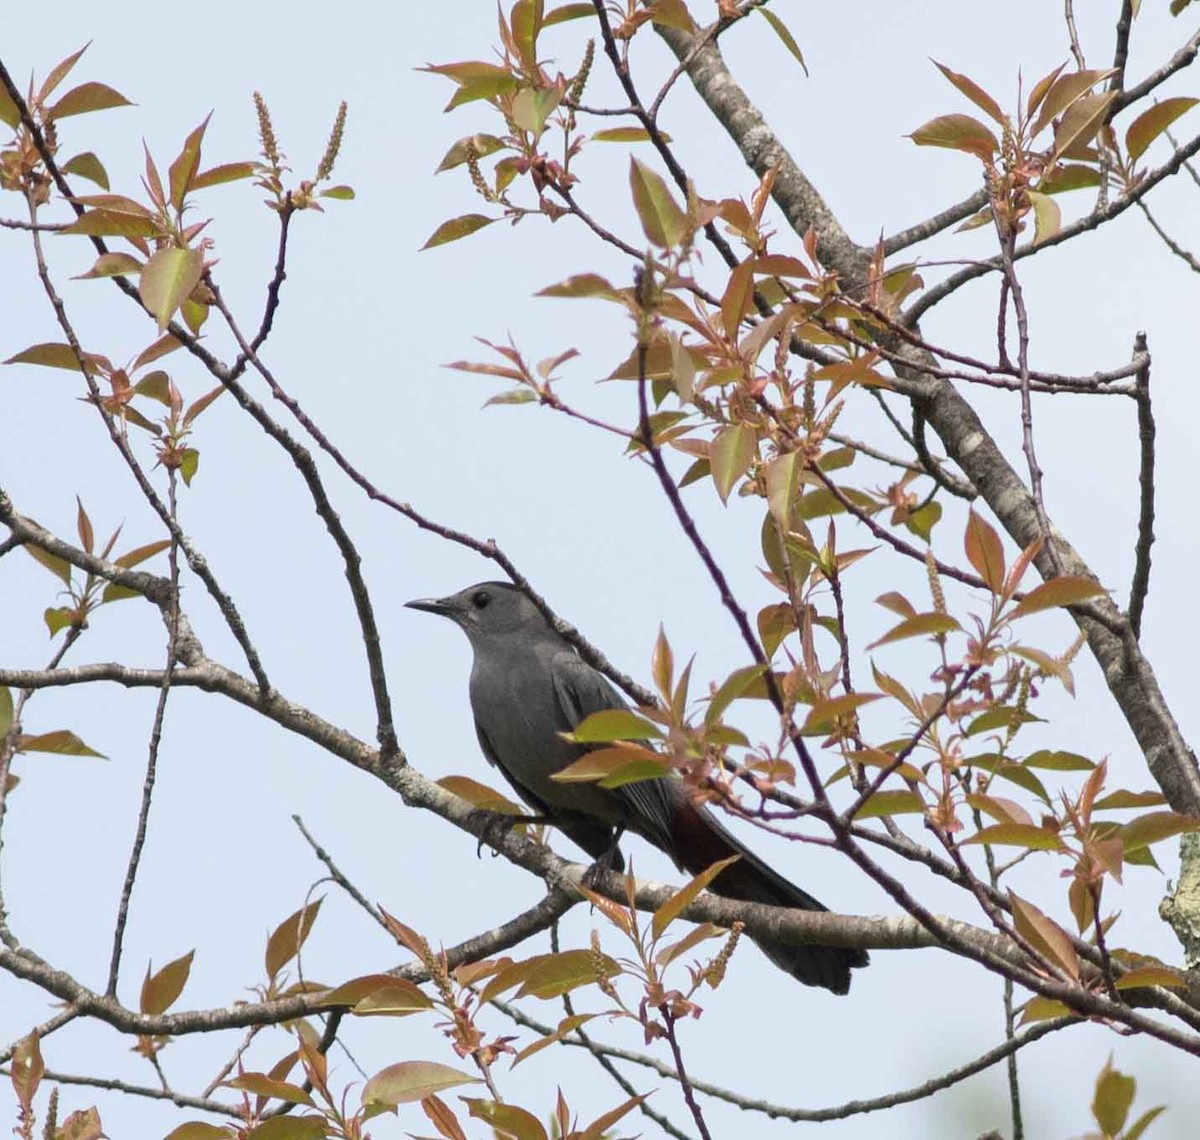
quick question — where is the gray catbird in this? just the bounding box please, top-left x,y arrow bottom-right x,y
407,581 -> 868,993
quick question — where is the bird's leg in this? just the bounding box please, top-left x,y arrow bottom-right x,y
468,808 -> 548,858
581,823 -> 627,887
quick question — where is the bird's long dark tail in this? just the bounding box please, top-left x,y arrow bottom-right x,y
666,801 -> 868,994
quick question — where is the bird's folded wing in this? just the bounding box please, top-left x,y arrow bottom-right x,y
549,649 -> 679,853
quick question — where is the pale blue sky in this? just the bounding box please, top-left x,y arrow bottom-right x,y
3,3 -> 1200,1137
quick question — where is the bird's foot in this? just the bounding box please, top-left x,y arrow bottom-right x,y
467,808 -> 543,858
581,831 -> 626,888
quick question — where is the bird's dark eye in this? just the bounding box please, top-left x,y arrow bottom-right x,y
471,590 -> 490,609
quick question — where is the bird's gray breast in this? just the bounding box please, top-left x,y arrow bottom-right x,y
468,639 -> 625,824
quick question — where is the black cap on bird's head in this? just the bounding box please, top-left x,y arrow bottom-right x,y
405,581 -> 548,638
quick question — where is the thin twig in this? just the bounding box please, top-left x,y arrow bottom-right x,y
1064,0 -> 1087,70
1003,977 -> 1024,1140
1137,198 -> 1200,273
1128,334 -> 1154,638
0,1066 -> 240,1117
1109,0 -> 1136,95
292,815 -> 386,929
882,189 -> 990,255
1112,27 -> 1200,115
106,473 -> 182,996
496,1000 -> 1074,1122
205,281 -> 398,760
660,1009 -> 712,1140
992,206 -> 1059,573
202,1025 -> 263,1098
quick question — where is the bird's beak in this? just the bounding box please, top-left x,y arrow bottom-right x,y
405,595 -> 456,617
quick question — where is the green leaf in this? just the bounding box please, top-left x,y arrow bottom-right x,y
1125,1106 -> 1168,1140
1051,90 -> 1116,163
421,213 -> 495,250
265,898 -> 323,979
436,133 -> 505,172
351,981 -> 436,1016
24,541 -> 72,584
932,61 -> 1005,124
436,775 -> 526,815
116,539 -> 171,570
465,1099 -> 548,1140
163,1125 -> 231,1140
1024,749 -> 1094,771
652,855 -> 740,939
966,706 -> 1042,737
1093,789 -> 1166,810
0,80 -> 19,128
905,500 -> 942,541
567,708 -> 663,743
853,789 -> 924,819
48,81 -> 131,119
1019,995 -> 1072,1024
629,157 -> 688,248
545,2 -> 595,25
720,260 -> 755,340
909,113 -> 998,162
75,251 -> 143,280
1008,575 -> 1107,618
647,0 -> 693,31
969,754 -> 1051,804
1027,190 -> 1061,244
184,384 -> 226,427
439,68 -> 520,110
191,161 -> 259,190
5,342 -> 104,373
319,184 -> 355,200
17,730 -> 104,757
709,423 -> 757,504
483,387 -> 537,407
756,7 -> 807,74
868,612 -> 960,649
361,1061 -> 480,1108
320,973 -> 419,1006
226,1074 -> 314,1106
592,126 -> 660,143
1092,1057 -> 1137,1136
705,664 -> 766,727
1009,890 -> 1079,980
963,824 -> 1065,850
44,606 -> 77,637
803,692 -> 882,733
536,272 -> 618,299
1030,69 -> 1113,138
964,509 -> 1005,593
1115,965 -> 1185,991
552,745 -> 665,784
60,209 -> 161,239
139,247 -> 205,332
178,447 -> 200,486
0,687 -> 11,737
1121,811 -> 1200,852
1040,163 -> 1102,194
511,86 -> 562,134
60,152 -> 110,189
140,949 -> 194,1015
169,116 -> 210,212
244,1117 -> 327,1139
516,949 -> 620,998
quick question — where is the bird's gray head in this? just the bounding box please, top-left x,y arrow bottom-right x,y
405,581 -> 550,640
